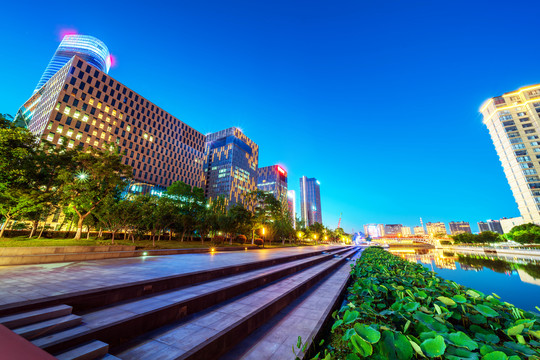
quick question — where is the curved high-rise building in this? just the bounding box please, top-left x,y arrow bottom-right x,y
34,34 -> 110,93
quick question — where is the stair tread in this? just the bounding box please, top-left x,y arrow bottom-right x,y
32,249 -> 350,349
14,314 -> 82,339
0,304 -> 72,329
55,340 -> 109,360
117,250 -> 357,359
225,252 -> 362,359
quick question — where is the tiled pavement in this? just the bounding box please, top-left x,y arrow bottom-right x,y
0,246 -> 338,308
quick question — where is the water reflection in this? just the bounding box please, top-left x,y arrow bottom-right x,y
389,248 -> 540,311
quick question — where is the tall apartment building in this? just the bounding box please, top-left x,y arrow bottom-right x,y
257,165 -> 288,206
19,55 -> 205,192
34,35 -> 111,94
384,224 -> 403,236
287,190 -> 296,228
481,84 -> 540,224
402,226 -> 412,236
300,176 -> 322,227
414,226 -> 426,236
204,127 -> 259,210
449,221 -> 472,235
426,222 -> 447,236
500,216 -> 525,234
477,220 -> 504,234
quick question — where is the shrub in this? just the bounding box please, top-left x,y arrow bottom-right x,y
254,238 -> 264,247
236,235 -> 247,243
213,236 -> 225,245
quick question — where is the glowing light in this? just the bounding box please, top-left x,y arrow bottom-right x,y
262,227 -> 265,235
316,180 -> 320,185
142,251 -> 148,256
211,248 -> 215,252
75,170 -> 89,182
59,28 -> 78,40
277,166 -> 286,175
107,54 -> 117,68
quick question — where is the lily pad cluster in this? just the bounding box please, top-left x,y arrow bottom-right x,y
322,247 -> 540,359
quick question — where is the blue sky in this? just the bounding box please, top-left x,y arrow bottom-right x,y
2,0 -> 539,233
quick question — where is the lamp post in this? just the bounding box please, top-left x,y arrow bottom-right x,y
262,227 -> 265,248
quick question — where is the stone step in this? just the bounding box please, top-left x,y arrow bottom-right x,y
14,314 -> 82,340
0,246 -> 349,317
55,340 -> 109,360
32,248 -> 353,353
116,248 -> 359,360
222,251 -> 363,359
0,304 -> 73,329
97,354 -> 122,360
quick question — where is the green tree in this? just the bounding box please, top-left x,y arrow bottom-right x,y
166,181 -> 206,242
58,146 -> 131,240
505,223 -> 540,244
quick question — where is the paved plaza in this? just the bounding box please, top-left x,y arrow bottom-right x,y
0,246 -> 338,309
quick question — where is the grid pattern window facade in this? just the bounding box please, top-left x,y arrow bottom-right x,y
299,176 -> 322,227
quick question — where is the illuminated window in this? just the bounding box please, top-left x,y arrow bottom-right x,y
82,115 -> 89,122
119,113 -> 123,119
106,117 -> 111,123
92,130 -> 98,136
126,125 -> 131,132
55,103 -> 61,110
89,98 -> 94,105
68,140 -> 75,148
64,106 -> 71,115
86,137 -> 90,143
100,133 -> 106,139
112,110 -> 117,116
66,129 -> 73,137
46,133 -> 54,141
105,106 -> 110,113
98,113 -> 103,119
97,102 -> 102,109
143,133 -> 149,140
74,111 -> 80,119
76,132 -> 82,140
107,126 -> 112,132
47,123 -> 53,130
58,137 -> 64,145
149,136 -> 154,142
99,123 -> 104,129
94,140 -> 99,146
57,125 -> 64,133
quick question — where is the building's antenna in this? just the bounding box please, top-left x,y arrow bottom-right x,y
337,212 -> 342,229
420,217 -> 424,229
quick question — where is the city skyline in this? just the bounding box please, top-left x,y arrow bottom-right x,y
3,1 -> 540,232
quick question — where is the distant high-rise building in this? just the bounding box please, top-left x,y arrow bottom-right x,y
35,35 -> 111,93
287,190 -> 296,228
481,84 -> 540,224
500,216 -> 525,234
426,222 -> 447,237
257,165 -> 288,206
300,176 -> 322,227
384,224 -> 403,236
204,127 -> 259,210
18,55 -> 205,193
449,221 -> 472,235
402,226 -> 412,236
364,224 -> 382,238
414,226 -> 426,236
478,220 -> 504,234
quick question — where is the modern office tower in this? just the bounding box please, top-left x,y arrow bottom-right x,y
481,84 -> 540,224
500,216 -> 525,234
414,226 -> 426,235
478,220 -> 504,234
364,224 -> 382,238
257,165 -> 288,206
402,226 -> 412,236
384,224 -> 403,236
300,176 -> 322,227
287,190 -> 296,228
204,127 -> 259,210
19,55 -> 205,193
449,221 -> 472,235
35,35 -> 111,93
425,222 -> 447,236
378,224 -> 385,236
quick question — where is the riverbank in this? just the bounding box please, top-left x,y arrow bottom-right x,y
312,247 -> 540,359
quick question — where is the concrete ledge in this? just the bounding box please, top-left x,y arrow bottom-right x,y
0,324 -> 56,360
0,246 -> 261,266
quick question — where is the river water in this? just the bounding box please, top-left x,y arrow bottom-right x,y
390,248 -> 540,312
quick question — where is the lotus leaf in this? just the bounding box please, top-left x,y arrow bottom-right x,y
350,333 -> 373,357
448,331 -> 478,350
469,314 -> 487,324
467,289 -> 483,299
403,301 -> 420,312
482,351 -> 508,360
452,294 -> 467,303
506,324 -> 524,336
445,345 -> 480,360
343,328 -> 357,341
420,335 -> 446,358
354,324 -> 381,344
377,331 -> 413,360
502,341 -> 537,356
475,332 -> 500,344
343,310 -> 359,324
437,296 -> 456,306
474,304 -> 499,318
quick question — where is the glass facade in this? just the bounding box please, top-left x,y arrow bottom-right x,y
257,165 -> 288,206
300,176 -> 322,227
35,35 -> 111,93
204,128 -> 259,210
448,221 -> 472,235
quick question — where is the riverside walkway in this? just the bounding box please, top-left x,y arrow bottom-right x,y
0,245 -> 339,309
